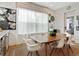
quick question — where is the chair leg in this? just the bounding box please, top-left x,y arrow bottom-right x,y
47,43 -> 52,50
27,51 -> 33,56
30,52 -> 32,56
50,48 -> 54,56
69,45 -> 73,53
61,48 -> 65,56
65,44 -> 70,56
67,46 -> 70,56
27,51 -> 32,56
57,48 -> 61,55
45,43 -> 48,56
53,48 -> 58,56
56,48 -> 64,56
36,51 -> 40,56
27,51 -> 30,56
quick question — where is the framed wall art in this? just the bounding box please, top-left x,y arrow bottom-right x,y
0,7 -> 16,30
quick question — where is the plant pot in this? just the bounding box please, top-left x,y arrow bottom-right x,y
51,33 -> 56,36
50,32 -> 56,36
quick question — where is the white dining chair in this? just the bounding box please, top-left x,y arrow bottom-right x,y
64,34 -> 74,55
24,38 -> 42,56
50,39 -> 65,56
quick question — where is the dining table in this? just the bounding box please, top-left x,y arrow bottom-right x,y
31,33 -> 66,56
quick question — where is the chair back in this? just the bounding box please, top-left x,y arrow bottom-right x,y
24,38 -> 41,51
66,35 -> 72,44
25,39 -> 36,46
57,39 -> 65,48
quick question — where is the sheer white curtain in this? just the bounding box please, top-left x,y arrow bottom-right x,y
17,8 -> 27,34
36,12 -> 43,33
17,8 -> 48,35
27,10 -> 36,34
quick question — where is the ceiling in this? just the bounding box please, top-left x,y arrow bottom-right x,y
33,2 -> 76,10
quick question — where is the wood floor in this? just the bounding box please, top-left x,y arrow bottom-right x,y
5,43 -> 79,56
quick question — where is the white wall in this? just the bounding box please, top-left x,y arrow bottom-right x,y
54,9 -> 64,33
54,3 -> 79,40
0,2 -> 16,9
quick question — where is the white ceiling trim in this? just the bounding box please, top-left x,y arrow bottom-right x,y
33,2 -> 76,10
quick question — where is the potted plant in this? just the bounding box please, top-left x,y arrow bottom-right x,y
49,29 -> 57,36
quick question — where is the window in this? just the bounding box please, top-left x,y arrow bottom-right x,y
17,8 -> 48,34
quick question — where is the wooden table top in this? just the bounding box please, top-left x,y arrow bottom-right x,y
48,33 -> 65,43
31,33 -> 66,43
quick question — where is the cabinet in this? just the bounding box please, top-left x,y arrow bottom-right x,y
0,30 -> 9,56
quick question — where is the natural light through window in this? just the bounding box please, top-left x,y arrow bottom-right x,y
17,8 -> 48,34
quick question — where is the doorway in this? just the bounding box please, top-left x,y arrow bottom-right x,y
64,11 -> 75,35
65,16 -> 74,34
